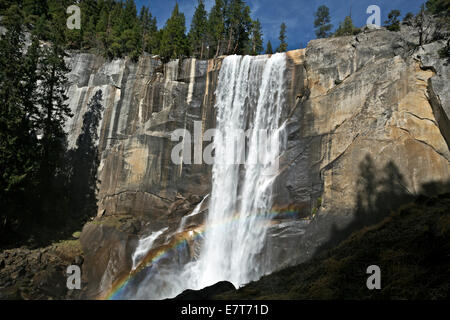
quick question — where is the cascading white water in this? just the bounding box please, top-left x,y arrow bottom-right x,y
196,53 -> 287,287
126,53 -> 287,300
177,194 -> 209,233
132,227 -> 168,270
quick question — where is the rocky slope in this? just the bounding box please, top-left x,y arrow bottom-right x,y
1,21 -> 449,300
0,238 -> 83,300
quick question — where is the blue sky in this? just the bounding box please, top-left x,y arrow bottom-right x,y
135,0 -> 426,50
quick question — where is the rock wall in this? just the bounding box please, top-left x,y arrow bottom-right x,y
300,28 -> 450,216
277,27 -> 450,268
65,25 -> 450,298
66,54 -> 221,220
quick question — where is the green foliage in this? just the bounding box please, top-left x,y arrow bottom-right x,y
22,0 -> 48,27
35,35 -> 73,228
189,0 -> 208,58
0,1 -> 106,241
1,0 -> 266,61
187,0 -> 256,58
317,197 -> 323,207
425,0 -> 450,41
426,0 -> 450,16
277,22 -> 288,52
265,40 -> 273,54
207,0 -> 226,57
140,6 -> 159,55
0,5 -> 37,230
0,0 -> 282,243
385,10 -> 401,31
311,197 -> 323,215
224,0 -> 252,55
334,16 -> 361,37
0,3 -> 74,236
314,5 -> 333,38
160,3 -> 188,60
249,19 -> 263,55
100,0 -> 143,60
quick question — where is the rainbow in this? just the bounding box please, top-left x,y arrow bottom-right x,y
102,205 -> 311,300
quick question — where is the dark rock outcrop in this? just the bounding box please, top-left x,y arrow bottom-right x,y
173,281 -> 236,300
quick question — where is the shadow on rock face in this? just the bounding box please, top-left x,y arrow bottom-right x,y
313,154 -> 450,258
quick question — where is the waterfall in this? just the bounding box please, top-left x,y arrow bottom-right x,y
132,227 -> 168,270
177,194 -> 209,233
126,53 -> 287,300
196,53 -> 287,287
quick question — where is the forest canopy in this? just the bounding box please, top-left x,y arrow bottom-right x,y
0,0 -> 275,61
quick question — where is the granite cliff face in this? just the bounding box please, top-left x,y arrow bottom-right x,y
65,54 -> 218,218
64,25 -> 450,299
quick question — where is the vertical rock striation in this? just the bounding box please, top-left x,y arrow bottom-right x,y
66,54 -> 221,220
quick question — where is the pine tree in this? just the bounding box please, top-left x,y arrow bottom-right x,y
107,2 -> 126,59
113,0 -> 142,60
122,0 -> 138,29
32,14 -> 50,41
0,0 -> 14,14
314,5 -> 333,38
83,16 -> 99,50
96,1 -> 110,33
224,0 -> 252,55
22,34 -> 41,129
334,15 -> 360,37
265,40 -> 273,54
0,5 -> 39,231
277,22 -> 288,52
385,10 -> 401,31
160,3 -> 188,60
80,0 -> 99,49
149,28 -> 163,56
237,5 -> 252,54
0,5 -> 27,228
189,0 -> 208,58
426,0 -> 450,16
22,0 -> 48,26
140,6 -> 158,55
36,20 -> 73,222
249,19 -> 263,55
121,24 -> 142,61
207,0 -> 225,57
97,1 -> 115,57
